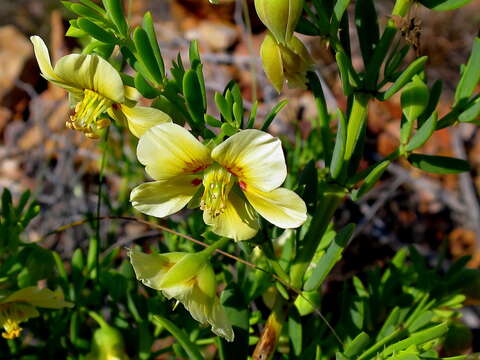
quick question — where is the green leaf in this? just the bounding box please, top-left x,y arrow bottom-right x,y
330,109 -> 347,180
344,332 -> 370,358
418,80 -> 442,126
381,323 -> 449,357
455,37 -> 480,104
333,0 -> 351,24
183,69 -> 206,127
355,0 -> 379,65
218,285 -> 249,360
69,3 -> 105,22
134,73 -> 158,99
336,52 -> 352,96
205,114 -> 222,127
77,18 -> 116,44
152,316 -> 203,360
351,160 -> 390,201
260,99 -> 288,131
288,308 -> 302,356
215,92 -> 232,123
247,101 -> 258,128
419,0 -> 472,11
296,17 -> 321,36
406,112 -> 437,152
103,0 -> 128,36
385,44 -> 410,78
458,98 -> 480,123
304,224 -> 355,291
133,27 -> 163,85
297,160 -> 318,213
408,154 -> 470,174
143,12 -> 165,80
382,57 -> 428,100
79,0 -> 106,16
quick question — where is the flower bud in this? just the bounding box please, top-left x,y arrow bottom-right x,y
260,32 -> 313,92
86,323 -> 129,360
255,0 -> 304,44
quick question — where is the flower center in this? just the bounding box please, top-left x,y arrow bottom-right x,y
67,89 -> 112,139
200,164 -> 235,217
0,304 -> 25,339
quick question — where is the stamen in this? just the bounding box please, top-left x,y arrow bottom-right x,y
69,89 -> 113,138
200,164 -> 235,217
0,304 -> 26,339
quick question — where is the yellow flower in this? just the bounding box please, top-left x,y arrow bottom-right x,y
260,32 -> 313,93
30,36 -> 171,139
130,123 -> 306,240
0,287 -> 73,339
130,123 -> 307,241
128,249 -> 234,342
255,0 -> 304,45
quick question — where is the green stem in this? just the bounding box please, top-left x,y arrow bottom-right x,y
392,0 -> 413,16
90,127 -> 109,281
290,186 -> 345,288
200,237 -> 230,257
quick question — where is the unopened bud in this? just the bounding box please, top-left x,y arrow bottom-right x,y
255,0 -> 304,44
260,32 -> 312,92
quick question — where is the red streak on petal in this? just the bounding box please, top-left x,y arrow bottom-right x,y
239,181 -> 247,191
112,103 -> 120,110
192,178 -> 202,186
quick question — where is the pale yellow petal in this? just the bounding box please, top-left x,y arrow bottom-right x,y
30,36 -> 59,81
137,123 -> 212,180
130,176 -> 201,218
128,249 -> 185,290
210,300 -> 234,342
54,54 -> 125,103
119,104 -> 172,138
244,186 -> 307,228
3,287 -> 73,309
212,129 -> 287,192
203,188 -> 260,241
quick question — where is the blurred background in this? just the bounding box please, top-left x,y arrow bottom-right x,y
0,0 -> 479,348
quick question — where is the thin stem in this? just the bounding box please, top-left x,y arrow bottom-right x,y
91,127 -> 109,281
237,0 -> 257,103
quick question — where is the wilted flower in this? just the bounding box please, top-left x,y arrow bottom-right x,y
30,36 -> 171,138
128,248 -> 234,341
130,123 -> 307,241
0,287 -> 73,339
254,0 -> 304,45
260,32 -> 313,93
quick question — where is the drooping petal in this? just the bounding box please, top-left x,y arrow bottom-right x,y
209,300 -> 234,342
54,54 -> 125,103
128,249 -> 185,290
203,188 -> 260,241
137,123 -> 212,181
30,36 -> 60,82
2,287 -> 73,309
212,129 -> 287,192
244,186 -> 307,228
131,176 -> 201,218
118,104 -> 172,138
